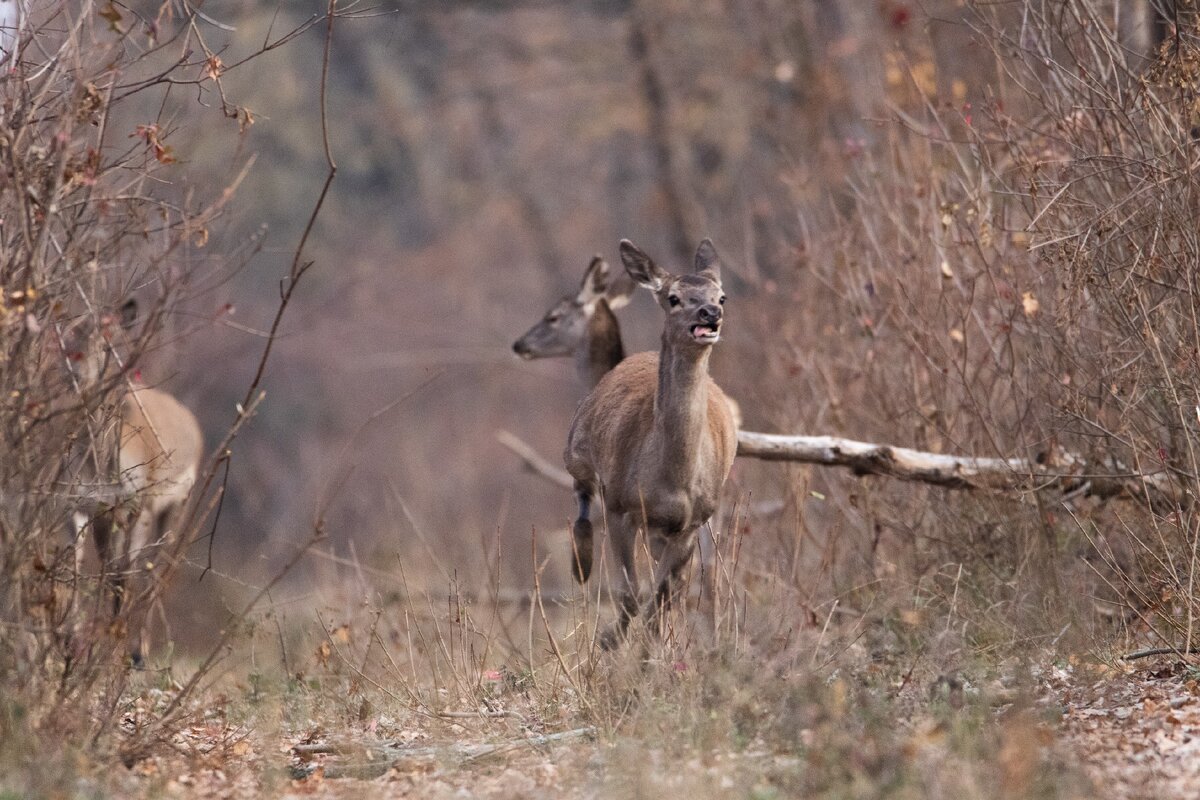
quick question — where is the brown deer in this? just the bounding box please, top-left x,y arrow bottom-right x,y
513,254 -> 741,597
65,299 -> 203,662
564,238 -> 738,647
512,255 -> 634,389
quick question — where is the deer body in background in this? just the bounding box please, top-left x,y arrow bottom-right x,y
512,255 -> 634,389
97,385 -> 203,575
66,300 -> 203,661
564,239 -> 738,647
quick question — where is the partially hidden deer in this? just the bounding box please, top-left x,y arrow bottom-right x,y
564,238 -> 738,647
512,255 -> 634,389
64,299 -> 203,662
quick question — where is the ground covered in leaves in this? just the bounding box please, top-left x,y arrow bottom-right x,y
25,651 -> 1198,800
1050,659 -> 1200,799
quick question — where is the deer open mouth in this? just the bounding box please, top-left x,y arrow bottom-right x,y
691,323 -> 720,343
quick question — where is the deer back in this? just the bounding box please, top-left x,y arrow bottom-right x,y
118,385 -> 203,514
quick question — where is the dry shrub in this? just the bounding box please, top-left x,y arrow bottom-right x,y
0,0 -> 333,783
778,0 -> 1200,652
671,0 -> 1200,663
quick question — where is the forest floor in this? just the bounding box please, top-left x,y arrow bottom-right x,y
1052,658 -> 1200,799
51,645 -> 1200,800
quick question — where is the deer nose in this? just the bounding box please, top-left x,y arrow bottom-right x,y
512,339 -> 529,356
699,304 -> 722,324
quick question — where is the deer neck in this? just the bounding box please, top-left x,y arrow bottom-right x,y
652,332 -> 711,484
576,299 -> 626,389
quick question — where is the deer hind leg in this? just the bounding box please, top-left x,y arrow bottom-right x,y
123,502 -> 166,668
93,497 -> 145,662
599,513 -> 640,650
570,479 -> 596,583
70,509 -> 91,610
643,529 -> 698,638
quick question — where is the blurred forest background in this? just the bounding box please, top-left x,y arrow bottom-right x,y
102,0 -> 1181,657
13,1 -> 1200,795
169,0 -> 955,604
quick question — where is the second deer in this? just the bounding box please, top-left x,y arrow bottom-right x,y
511,255 -> 634,389
564,238 -> 738,647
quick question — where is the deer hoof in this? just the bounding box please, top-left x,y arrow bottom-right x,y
571,518 -> 593,583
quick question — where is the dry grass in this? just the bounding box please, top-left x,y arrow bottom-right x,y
2,550 -> 1095,799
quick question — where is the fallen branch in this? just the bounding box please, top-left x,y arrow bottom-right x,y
735,431 -> 1035,488
735,431 -> 1176,502
499,428 -> 1180,504
293,726 -> 596,780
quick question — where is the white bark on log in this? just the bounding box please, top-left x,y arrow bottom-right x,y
735,431 -> 1034,488
499,428 -> 1180,505
736,431 -> 1177,502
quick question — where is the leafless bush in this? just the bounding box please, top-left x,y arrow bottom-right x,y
993,1 -> 1200,653
0,0 -> 338,762
786,0 -> 1200,651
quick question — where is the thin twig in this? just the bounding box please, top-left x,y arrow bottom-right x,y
293,727 -> 596,779
1122,646 -> 1200,661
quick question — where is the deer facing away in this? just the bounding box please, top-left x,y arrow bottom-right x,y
512,255 -> 634,389
564,238 -> 738,647
64,299 -> 203,661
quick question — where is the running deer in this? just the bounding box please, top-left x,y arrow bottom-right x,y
564,238 -> 738,647
65,299 -> 203,662
512,255 -> 634,389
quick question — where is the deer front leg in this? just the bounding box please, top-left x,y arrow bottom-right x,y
599,513 -> 639,650
643,529 -> 697,638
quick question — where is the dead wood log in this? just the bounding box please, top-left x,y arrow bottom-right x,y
499,428 -> 1180,505
734,431 -> 1177,503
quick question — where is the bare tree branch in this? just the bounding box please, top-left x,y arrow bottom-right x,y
496,429 -> 574,490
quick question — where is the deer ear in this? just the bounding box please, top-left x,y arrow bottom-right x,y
620,239 -> 668,292
577,256 -> 609,304
694,238 -> 721,281
119,299 -> 139,330
605,270 -> 636,311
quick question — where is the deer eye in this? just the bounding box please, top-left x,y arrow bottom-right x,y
668,295 -> 681,308
719,295 -> 726,305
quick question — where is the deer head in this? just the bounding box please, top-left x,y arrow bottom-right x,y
513,256 -> 626,359
619,238 -> 725,350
